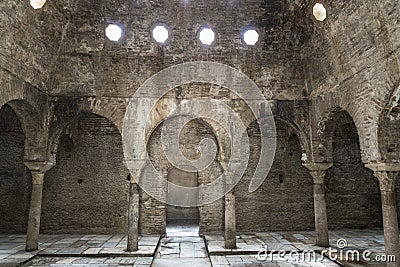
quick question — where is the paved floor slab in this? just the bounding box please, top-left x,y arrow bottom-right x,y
0,230 -> 393,266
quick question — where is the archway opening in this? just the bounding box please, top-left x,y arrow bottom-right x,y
325,110 -> 382,229
0,103 -> 31,233
146,116 -> 222,236
41,113 -> 129,234
236,119 -> 314,231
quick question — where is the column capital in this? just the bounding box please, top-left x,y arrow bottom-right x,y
372,171 -> 398,192
23,161 -> 53,173
365,163 -> 400,172
31,172 -> 45,185
303,163 -> 332,184
302,163 -> 333,171
365,163 -> 400,192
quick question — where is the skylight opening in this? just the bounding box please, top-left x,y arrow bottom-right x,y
198,27 -> 215,46
243,29 -> 259,46
152,25 -> 169,44
313,3 -> 327,22
105,24 -> 123,42
30,0 -> 46,9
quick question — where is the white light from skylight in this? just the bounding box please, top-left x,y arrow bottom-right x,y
30,0 -> 46,9
105,24 -> 123,42
243,29 -> 259,45
313,3 -> 327,22
152,25 -> 169,44
199,27 -> 215,46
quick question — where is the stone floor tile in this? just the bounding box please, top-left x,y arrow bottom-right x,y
135,257 -> 153,264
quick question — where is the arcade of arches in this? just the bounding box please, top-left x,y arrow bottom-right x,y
0,0 -> 399,266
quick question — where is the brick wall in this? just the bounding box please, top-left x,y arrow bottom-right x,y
0,104 -> 31,233
236,120 -> 315,231
50,0 -> 305,100
326,121 -> 382,229
0,0 -> 69,91
41,114 -> 130,234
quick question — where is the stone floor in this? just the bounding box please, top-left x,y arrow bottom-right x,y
166,224 -> 199,237
20,256 -> 153,267
0,229 -> 393,267
151,236 -> 211,266
205,229 -> 388,266
0,234 -> 159,266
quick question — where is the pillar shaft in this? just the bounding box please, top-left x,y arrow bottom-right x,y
313,180 -> 329,247
224,190 -> 236,249
374,171 -> 399,267
127,183 -> 139,252
303,163 -> 332,248
26,172 -> 45,252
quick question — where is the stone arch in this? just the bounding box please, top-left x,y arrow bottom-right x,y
142,94 -> 264,172
274,115 -> 310,156
2,99 -> 46,162
316,107 -> 355,163
245,114 -> 310,165
0,74 -> 49,162
48,105 -> 124,167
311,88 -> 382,163
141,116 -> 224,234
145,111 -> 229,167
86,97 -> 126,134
314,104 -> 380,163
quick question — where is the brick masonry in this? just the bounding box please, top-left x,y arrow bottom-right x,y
0,0 -> 399,234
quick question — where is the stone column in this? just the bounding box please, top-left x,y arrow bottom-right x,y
127,182 -> 139,252
222,159 -> 236,249
24,161 -> 51,252
366,163 -> 400,267
303,163 -> 332,247
224,188 -> 236,249
26,171 -> 45,252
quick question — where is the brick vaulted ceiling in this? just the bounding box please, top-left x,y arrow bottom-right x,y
0,0 -> 398,102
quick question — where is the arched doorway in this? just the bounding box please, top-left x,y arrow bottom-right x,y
146,116 -> 222,235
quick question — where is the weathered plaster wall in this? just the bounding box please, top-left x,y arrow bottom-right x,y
0,0 -> 70,91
